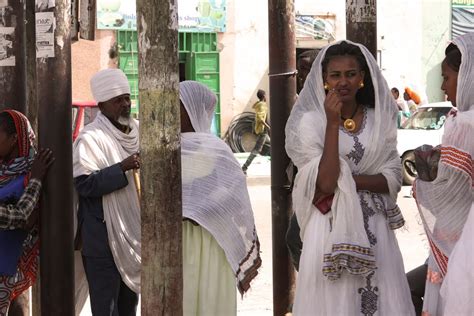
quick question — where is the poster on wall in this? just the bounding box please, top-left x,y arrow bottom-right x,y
97,0 -> 137,30
179,0 -> 226,32
36,12 -> 55,58
97,0 -> 227,32
452,0 -> 474,38
0,27 -> 15,66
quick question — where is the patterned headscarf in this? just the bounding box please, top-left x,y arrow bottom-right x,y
0,110 -> 36,187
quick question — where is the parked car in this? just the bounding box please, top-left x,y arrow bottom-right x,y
397,101 -> 453,184
72,101 -> 99,141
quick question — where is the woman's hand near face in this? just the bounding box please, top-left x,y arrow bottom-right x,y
324,89 -> 342,126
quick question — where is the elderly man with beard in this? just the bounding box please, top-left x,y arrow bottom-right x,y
73,69 -> 141,316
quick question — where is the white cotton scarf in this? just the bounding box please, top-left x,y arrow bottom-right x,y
73,112 -> 141,293
180,81 -> 261,294
285,40 -> 403,280
414,32 -> 474,278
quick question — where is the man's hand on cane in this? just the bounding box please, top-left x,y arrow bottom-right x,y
120,153 -> 140,172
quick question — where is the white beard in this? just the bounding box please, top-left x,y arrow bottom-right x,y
118,116 -> 131,127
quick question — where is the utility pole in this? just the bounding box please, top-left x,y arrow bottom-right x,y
0,0 -> 26,112
37,0 -> 75,314
268,1 -> 297,315
346,0 -> 377,57
79,0 -> 95,40
136,0 -> 182,315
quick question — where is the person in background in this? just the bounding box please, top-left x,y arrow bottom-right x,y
297,50 -> 320,94
0,110 -> 54,315
392,87 -> 410,127
404,87 -> 422,114
414,32 -> 474,316
73,69 -> 140,316
180,81 -> 261,315
286,49 -> 319,272
241,89 -> 270,175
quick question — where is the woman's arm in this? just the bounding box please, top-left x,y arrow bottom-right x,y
315,90 -> 342,195
353,174 -> 389,193
0,179 -> 42,229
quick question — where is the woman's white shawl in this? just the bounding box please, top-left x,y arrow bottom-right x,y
285,40 -> 404,280
73,112 -> 141,293
414,32 -> 474,278
180,81 -> 261,294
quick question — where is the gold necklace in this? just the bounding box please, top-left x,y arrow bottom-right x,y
341,104 -> 359,132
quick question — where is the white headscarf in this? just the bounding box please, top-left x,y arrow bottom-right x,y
90,69 -> 131,103
414,32 -> 474,277
180,81 -> 261,294
73,112 -> 141,293
180,81 -> 217,133
453,32 -> 474,112
286,40 -> 404,280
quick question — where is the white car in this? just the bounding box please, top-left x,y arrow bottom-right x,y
397,102 -> 453,184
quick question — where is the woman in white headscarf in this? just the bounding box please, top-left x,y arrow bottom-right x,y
414,32 -> 474,316
286,41 -> 414,315
179,81 -> 261,316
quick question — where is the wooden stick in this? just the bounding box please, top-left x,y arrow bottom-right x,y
133,169 -> 141,199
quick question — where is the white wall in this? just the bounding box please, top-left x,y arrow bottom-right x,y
421,0 -> 451,102
219,0 -> 269,133
377,0 -> 424,98
377,0 -> 451,103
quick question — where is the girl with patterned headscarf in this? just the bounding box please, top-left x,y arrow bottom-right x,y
0,110 -> 53,315
414,32 -> 474,316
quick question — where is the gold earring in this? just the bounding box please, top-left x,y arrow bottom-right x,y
359,81 -> 365,88
324,83 -> 329,90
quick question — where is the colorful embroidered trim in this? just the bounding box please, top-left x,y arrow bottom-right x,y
427,237 -> 448,277
386,205 -> 405,230
440,146 -> 473,185
235,227 -> 262,295
323,243 -> 376,280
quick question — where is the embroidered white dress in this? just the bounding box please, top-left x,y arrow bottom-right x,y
294,108 -> 415,316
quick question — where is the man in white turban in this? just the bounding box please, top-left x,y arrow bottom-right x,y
73,69 -> 141,315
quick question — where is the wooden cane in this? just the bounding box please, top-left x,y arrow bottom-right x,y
133,169 -> 141,199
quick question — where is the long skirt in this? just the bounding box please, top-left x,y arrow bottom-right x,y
183,221 -> 236,316
294,192 -> 415,316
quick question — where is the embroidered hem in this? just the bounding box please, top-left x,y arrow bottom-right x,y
236,228 -> 262,295
386,205 -> 405,230
322,243 -> 376,280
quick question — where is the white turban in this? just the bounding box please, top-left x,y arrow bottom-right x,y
90,69 -> 131,103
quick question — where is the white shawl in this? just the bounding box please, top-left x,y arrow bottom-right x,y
285,40 -> 403,280
414,32 -> 474,278
73,112 -> 141,293
180,81 -> 261,294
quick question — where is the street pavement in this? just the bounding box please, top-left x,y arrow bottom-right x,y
80,154 -> 428,315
